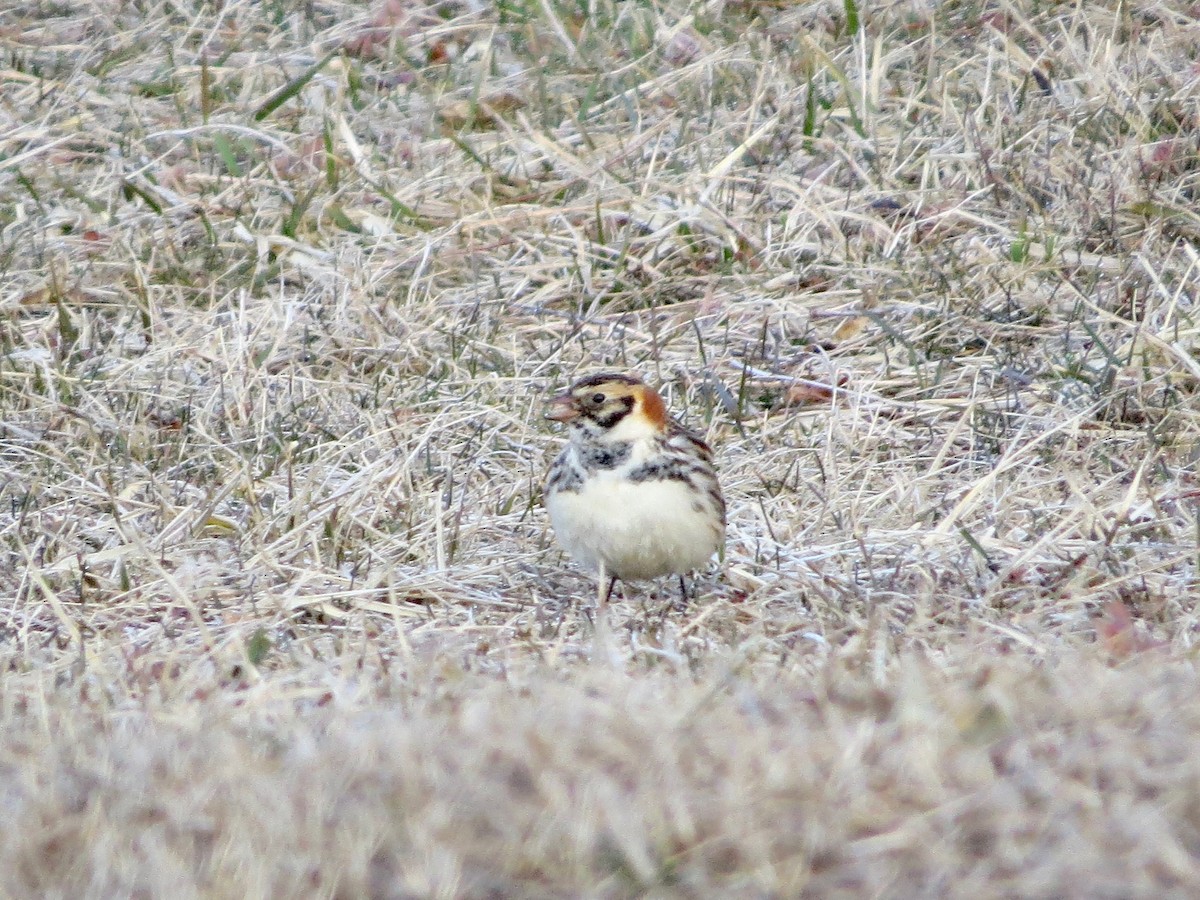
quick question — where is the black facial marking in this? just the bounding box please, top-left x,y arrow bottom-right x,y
595,396 -> 635,430
570,373 -> 641,391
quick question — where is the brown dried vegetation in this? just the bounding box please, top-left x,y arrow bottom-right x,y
2,0 -> 1200,895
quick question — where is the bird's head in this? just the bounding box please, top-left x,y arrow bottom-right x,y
546,373 -> 668,442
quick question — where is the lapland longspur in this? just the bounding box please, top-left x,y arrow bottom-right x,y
544,373 -> 725,604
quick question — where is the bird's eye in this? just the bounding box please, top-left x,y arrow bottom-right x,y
591,393 -> 605,405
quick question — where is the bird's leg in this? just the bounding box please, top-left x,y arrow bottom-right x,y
673,574 -> 690,613
602,573 -> 619,605
594,562 -> 614,663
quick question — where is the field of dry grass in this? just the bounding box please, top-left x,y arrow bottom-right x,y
3,0 -> 1200,895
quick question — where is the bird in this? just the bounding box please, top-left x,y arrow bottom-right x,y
544,372 -> 725,607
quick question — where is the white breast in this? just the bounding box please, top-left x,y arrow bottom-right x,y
546,463 -> 723,581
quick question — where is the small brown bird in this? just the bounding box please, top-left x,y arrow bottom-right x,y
544,373 -> 725,604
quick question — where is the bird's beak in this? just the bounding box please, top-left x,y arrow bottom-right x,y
545,393 -> 580,422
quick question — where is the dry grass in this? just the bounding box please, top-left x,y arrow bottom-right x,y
2,0 -> 1200,894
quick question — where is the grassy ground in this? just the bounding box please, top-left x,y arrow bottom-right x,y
2,0 -> 1200,895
